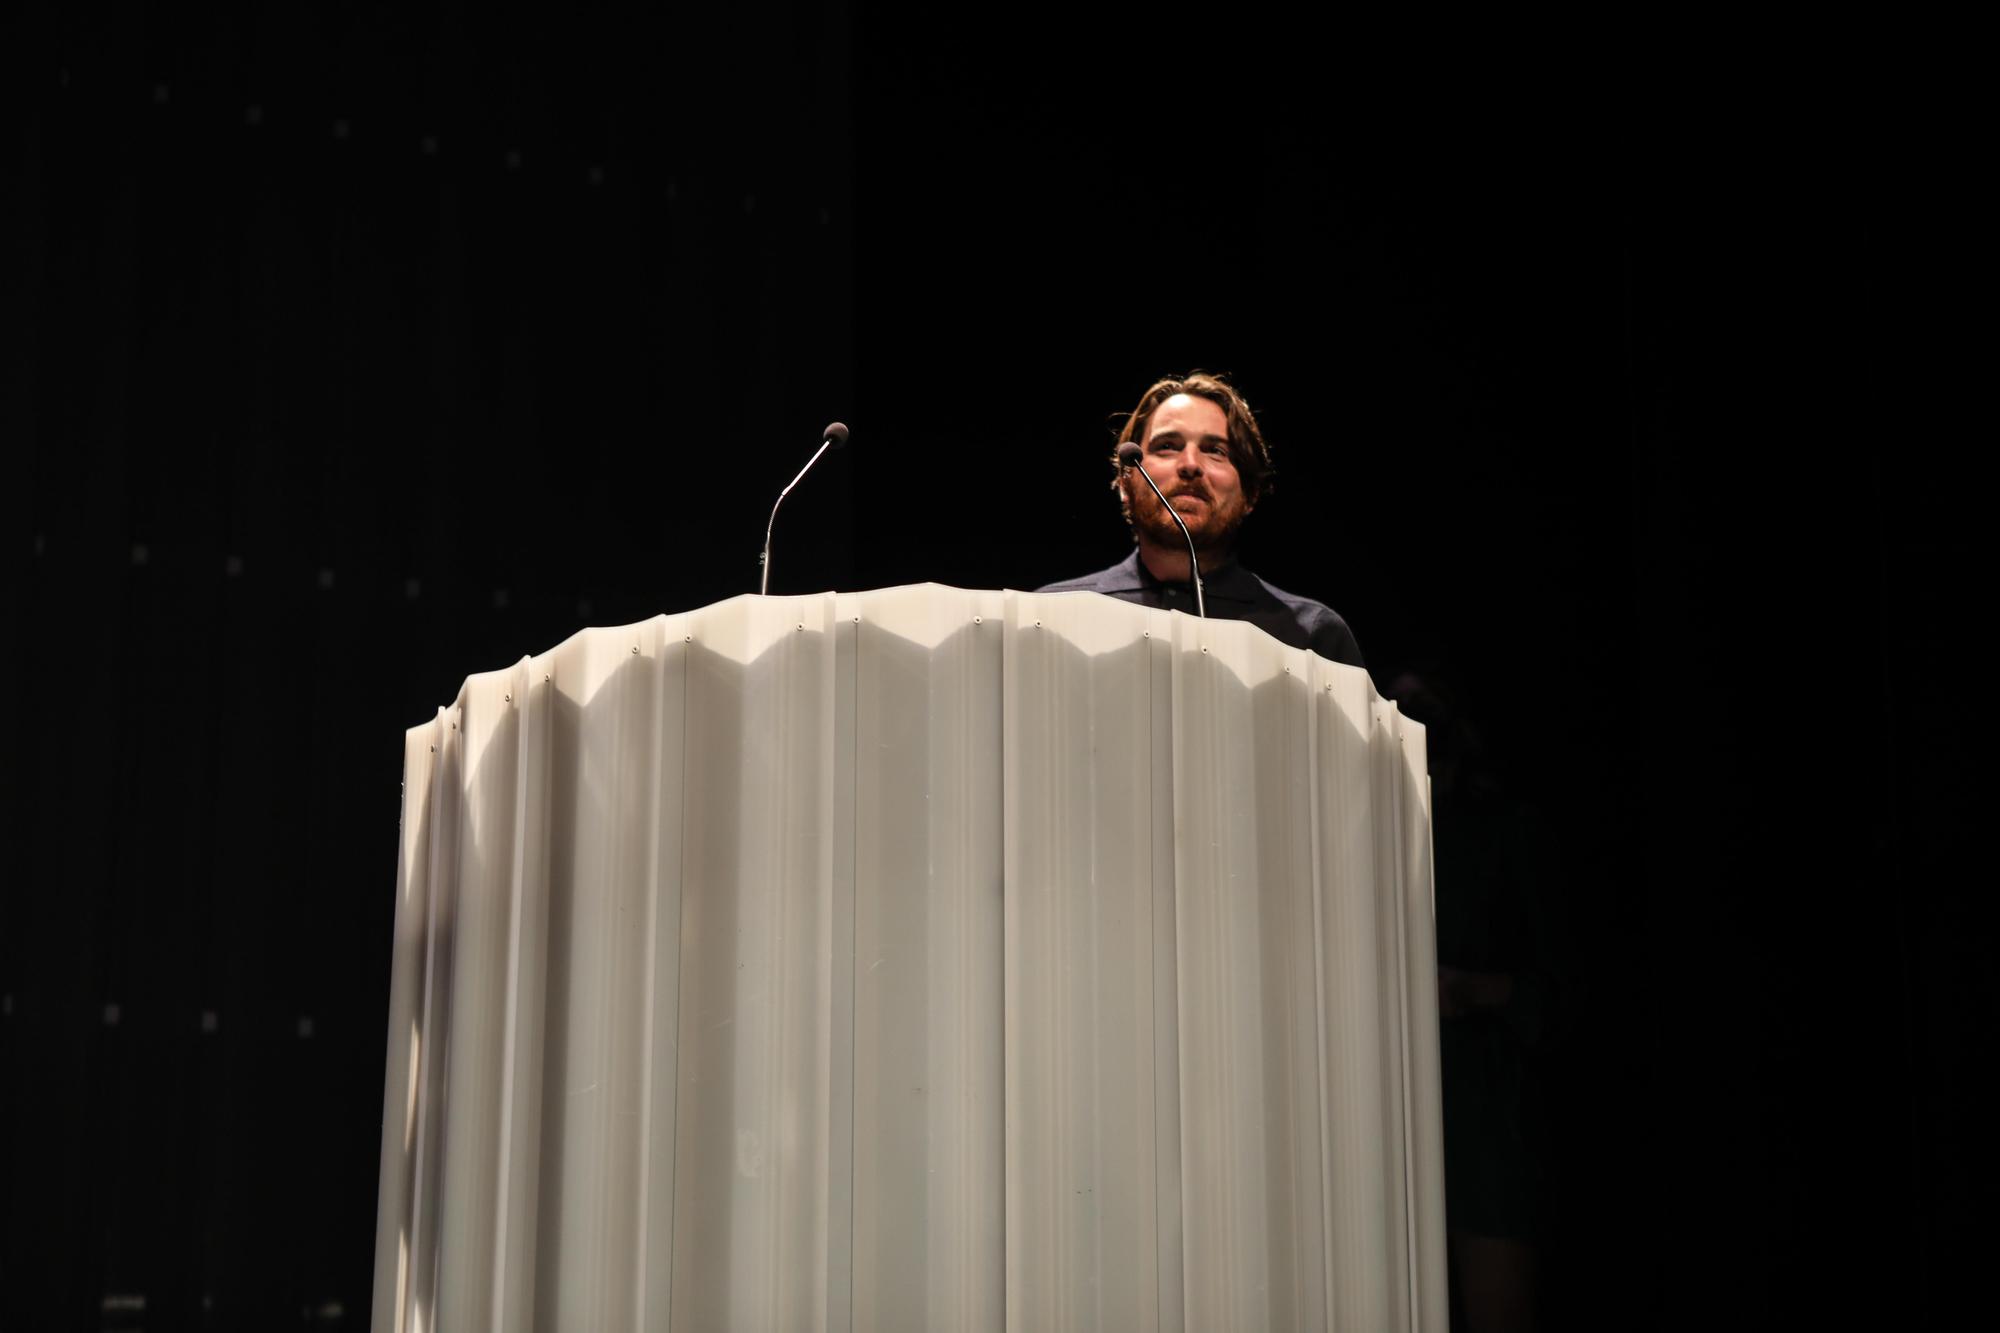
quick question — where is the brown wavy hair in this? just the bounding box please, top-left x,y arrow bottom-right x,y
1110,370 -> 1276,507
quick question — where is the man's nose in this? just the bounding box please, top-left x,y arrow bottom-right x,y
1174,446 -> 1202,476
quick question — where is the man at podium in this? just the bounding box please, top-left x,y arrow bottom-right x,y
1038,370 -> 1367,669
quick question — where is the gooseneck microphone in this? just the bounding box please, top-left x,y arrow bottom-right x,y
1117,441 -> 1206,618
760,422 -> 850,595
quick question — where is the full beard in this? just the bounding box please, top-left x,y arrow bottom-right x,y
1132,487 -> 1245,557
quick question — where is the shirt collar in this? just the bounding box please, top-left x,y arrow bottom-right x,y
1117,547 -> 1259,603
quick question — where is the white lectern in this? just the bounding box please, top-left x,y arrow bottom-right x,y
372,585 -> 1443,1332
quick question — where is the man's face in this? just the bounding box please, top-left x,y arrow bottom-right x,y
1125,392 -> 1254,553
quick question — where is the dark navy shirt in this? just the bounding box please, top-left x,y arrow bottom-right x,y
1037,550 -> 1366,670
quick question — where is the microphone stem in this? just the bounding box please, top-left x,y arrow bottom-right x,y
760,437 -> 835,595
1129,465 -> 1206,618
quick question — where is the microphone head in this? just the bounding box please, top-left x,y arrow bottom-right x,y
1116,442 -> 1143,469
823,421 -> 850,448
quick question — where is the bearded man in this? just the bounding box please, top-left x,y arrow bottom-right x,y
1038,371 -> 1366,669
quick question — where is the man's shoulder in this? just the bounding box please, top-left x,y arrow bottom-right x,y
1247,571 -> 1338,622
1241,570 -> 1367,669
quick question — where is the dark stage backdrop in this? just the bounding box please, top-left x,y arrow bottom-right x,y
5,6 -> 1982,1330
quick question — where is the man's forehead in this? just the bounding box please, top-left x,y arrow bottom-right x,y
1146,393 -> 1230,439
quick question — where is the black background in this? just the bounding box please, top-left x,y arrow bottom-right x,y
4,4 -> 1984,1329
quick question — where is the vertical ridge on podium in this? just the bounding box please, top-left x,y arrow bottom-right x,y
371,723 -> 437,1333
631,616 -> 689,1330
1171,613 -> 1264,1332
670,594 -> 840,1330
1374,694 -> 1416,1333
1143,621 -> 1185,1333
1005,592 -> 1171,1333
1398,715 -> 1448,1332
853,588 -> 1004,1332
492,657 -> 554,1333
434,671 -> 518,1330
1315,663 -> 1393,1330
413,706 -> 465,1331
1252,644 -> 1331,1332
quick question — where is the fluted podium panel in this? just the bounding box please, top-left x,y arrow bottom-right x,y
372,585 -> 1441,1333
